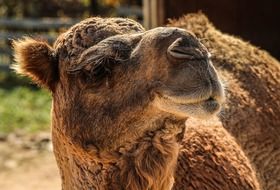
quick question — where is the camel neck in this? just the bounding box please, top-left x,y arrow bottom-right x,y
52,116 -> 186,190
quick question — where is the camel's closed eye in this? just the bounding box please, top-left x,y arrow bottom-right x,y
67,40 -> 131,84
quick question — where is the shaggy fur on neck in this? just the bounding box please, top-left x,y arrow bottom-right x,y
53,118 -> 185,190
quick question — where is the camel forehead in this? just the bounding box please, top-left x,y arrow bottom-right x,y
143,27 -> 200,45
54,17 -> 145,61
147,27 -> 192,36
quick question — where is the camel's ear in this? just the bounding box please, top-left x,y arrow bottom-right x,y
12,37 -> 58,91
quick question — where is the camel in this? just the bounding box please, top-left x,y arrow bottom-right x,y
169,13 -> 280,190
13,17 -> 260,189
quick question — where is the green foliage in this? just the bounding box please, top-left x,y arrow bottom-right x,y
0,86 -> 51,134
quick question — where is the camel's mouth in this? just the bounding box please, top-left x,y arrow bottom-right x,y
154,93 -> 223,119
163,94 -> 221,112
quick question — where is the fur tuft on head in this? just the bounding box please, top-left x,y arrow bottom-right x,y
12,37 -> 58,91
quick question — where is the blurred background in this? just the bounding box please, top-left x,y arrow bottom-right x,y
0,0 -> 279,189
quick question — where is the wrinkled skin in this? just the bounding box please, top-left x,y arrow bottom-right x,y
13,17 -> 259,190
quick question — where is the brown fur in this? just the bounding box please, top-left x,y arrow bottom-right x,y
52,117 -> 185,190
174,118 -> 259,190
169,13 -> 280,190
13,17 -> 260,190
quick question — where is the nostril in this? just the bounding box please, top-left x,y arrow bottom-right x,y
167,38 -> 205,60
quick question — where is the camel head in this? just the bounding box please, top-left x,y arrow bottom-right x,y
13,19 -> 224,150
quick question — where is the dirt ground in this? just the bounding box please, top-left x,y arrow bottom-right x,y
0,132 -> 60,190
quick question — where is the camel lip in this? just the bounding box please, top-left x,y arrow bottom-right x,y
160,93 -> 216,105
160,94 -> 222,113
154,93 -> 222,118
